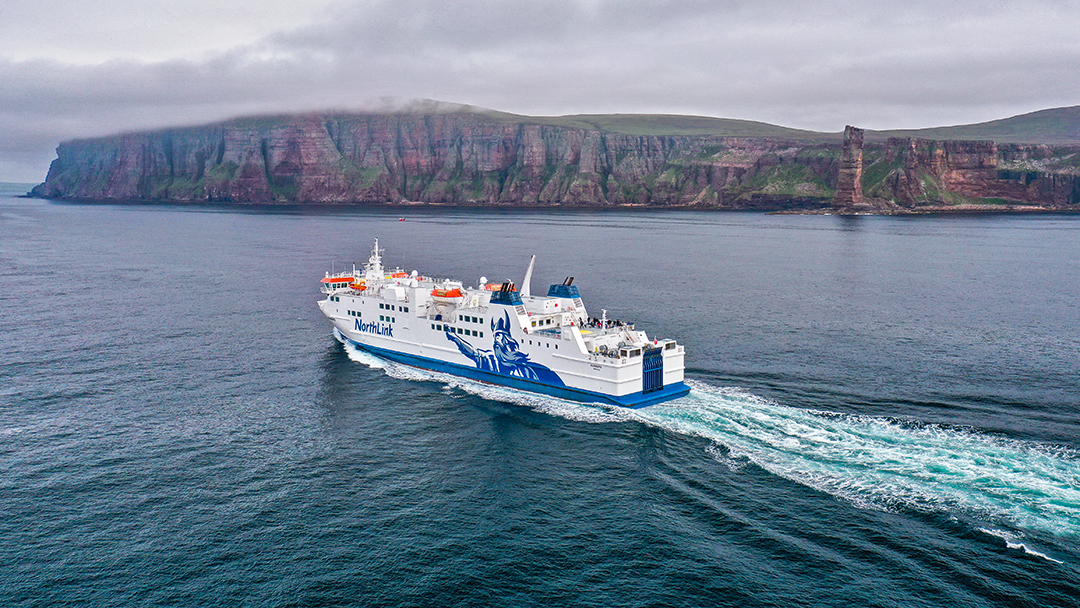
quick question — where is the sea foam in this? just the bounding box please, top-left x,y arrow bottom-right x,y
344,346 -> 1080,540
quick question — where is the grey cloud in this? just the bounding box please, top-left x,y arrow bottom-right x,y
3,0 -> 1080,181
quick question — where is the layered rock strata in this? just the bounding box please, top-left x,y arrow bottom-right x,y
863,139 -> 1080,209
833,126 -> 867,210
31,112 -> 1080,212
30,113 -> 838,210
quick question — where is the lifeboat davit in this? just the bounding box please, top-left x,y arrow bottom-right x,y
430,287 -> 465,304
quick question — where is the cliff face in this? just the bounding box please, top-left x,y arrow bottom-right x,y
863,138 -> 1080,209
31,112 -> 839,209
30,112 -> 1080,212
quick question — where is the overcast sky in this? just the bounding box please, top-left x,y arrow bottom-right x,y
3,0 -> 1079,182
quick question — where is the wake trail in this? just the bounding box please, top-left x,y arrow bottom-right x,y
641,381 -> 1080,541
345,346 -> 1080,542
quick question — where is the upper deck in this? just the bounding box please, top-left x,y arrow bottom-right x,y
321,239 -> 683,363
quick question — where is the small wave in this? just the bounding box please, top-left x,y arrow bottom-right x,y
978,528 -> 1064,564
343,341 -> 386,369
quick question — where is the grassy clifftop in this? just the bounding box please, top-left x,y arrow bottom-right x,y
867,106 -> 1080,144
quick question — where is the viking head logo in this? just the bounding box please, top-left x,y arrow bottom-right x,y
444,310 -> 564,386
491,313 -> 528,365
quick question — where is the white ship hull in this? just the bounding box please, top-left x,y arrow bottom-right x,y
319,241 -> 689,408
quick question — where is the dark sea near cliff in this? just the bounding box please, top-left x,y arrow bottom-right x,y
2,183 -> 1079,607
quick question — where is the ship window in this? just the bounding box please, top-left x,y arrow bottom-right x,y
555,345 -> 558,349
531,321 -> 536,327
379,303 -> 384,309
480,332 -> 484,338
379,315 -> 384,321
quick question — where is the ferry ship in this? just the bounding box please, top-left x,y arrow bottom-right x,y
318,240 -> 689,408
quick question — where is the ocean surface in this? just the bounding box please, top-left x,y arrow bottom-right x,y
2,184 -> 1079,607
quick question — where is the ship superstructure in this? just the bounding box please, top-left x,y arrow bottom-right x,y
318,239 -> 689,407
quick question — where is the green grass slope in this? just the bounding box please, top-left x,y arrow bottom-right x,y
867,106 -> 1080,144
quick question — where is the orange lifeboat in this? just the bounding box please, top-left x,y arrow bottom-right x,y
431,287 -> 466,304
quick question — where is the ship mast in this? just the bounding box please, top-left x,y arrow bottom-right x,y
365,238 -> 384,280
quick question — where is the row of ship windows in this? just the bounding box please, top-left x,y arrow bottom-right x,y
432,324 -> 484,338
380,315 -> 396,323
380,303 -> 409,313
531,318 -> 555,327
329,296 -> 341,302
527,340 -> 558,350
459,315 -> 483,324
347,310 -> 362,317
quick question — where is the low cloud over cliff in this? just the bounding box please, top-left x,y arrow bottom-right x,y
3,0 -> 1080,182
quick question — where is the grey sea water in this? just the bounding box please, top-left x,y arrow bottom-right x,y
2,184 -> 1078,606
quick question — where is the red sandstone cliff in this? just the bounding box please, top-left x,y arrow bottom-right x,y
863,138 -> 1080,209
30,112 -> 1080,212
30,112 -> 839,209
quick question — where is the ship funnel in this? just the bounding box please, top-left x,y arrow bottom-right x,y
522,255 -> 536,298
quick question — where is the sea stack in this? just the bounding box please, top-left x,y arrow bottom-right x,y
834,125 -> 867,211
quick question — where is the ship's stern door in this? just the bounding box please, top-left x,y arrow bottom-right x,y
643,348 -> 664,393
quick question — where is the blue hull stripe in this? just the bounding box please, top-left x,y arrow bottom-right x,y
337,333 -> 689,408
